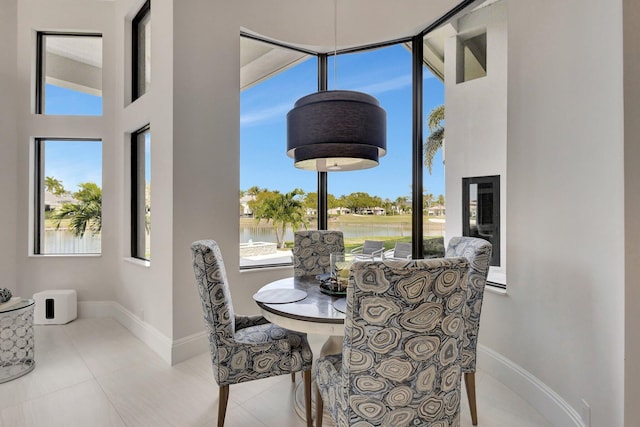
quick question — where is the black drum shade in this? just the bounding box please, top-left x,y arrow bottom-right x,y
286,90 -> 387,171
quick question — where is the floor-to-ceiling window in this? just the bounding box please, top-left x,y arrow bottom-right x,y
239,36 -> 316,268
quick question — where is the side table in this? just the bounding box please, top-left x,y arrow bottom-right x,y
0,299 -> 35,383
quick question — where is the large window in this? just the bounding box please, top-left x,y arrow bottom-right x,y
239,36 -> 316,268
132,0 -> 151,101
131,125 -> 151,260
36,33 -> 102,115
34,139 -> 102,255
239,35 -> 448,268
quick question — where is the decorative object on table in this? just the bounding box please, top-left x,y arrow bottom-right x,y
446,236 -> 493,426
285,0 -> 386,172
314,257 -> 470,427
33,289 -> 77,325
292,230 -> 344,277
191,240 -> 314,427
0,288 -> 12,303
329,252 -> 354,293
252,289 -> 308,304
332,298 -> 347,314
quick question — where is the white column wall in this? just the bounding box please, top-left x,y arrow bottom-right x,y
623,0 -> 640,425
0,0 -> 18,294
15,0 -> 117,302
484,0 -> 624,425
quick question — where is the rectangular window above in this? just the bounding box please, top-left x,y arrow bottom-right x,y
36,33 -> 103,115
132,0 -> 151,101
34,139 -> 102,255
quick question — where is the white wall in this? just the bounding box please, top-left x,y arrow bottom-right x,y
623,0 -> 640,425
15,0 -> 117,302
0,0 -> 18,294
485,0 -> 624,425
444,1 -> 508,284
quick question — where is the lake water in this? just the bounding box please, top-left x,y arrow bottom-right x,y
240,221 -> 444,243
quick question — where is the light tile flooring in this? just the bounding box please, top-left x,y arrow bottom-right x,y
0,318 -> 552,427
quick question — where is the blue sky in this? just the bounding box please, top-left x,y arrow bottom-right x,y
45,84 -> 102,193
241,43 -> 445,201
46,42 -> 445,200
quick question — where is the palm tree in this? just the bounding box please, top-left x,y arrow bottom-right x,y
251,189 -> 308,248
45,176 -> 66,195
424,104 -> 445,174
50,182 -> 102,238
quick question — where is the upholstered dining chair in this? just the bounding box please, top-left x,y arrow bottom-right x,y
191,240 -> 314,427
292,230 -> 344,277
446,236 -> 493,426
315,257 -> 470,427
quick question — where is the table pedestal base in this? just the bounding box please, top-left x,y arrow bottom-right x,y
293,335 -> 342,425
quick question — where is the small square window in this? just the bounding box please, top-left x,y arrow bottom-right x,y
457,32 -> 487,83
36,33 -> 103,115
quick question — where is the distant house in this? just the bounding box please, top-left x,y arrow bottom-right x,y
44,192 -> 76,212
305,207 -> 317,216
427,204 -> 446,216
372,207 -> 386,215
328,207 -> 350,215
240,195 -> 255,217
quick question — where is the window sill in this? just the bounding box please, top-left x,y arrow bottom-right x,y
486,283 -> 507,296
240,264 -> 293,274
30,253 -> 101,258
124,257 -> 150,268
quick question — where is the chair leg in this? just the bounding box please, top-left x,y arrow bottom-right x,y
303,370 -> 312,427
315,383 -> 324,427
464,372 -> 478,425
291,372 -> 297,382
218,385 -> 229,427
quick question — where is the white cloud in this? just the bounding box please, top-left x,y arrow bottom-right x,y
240,102 -> 292,127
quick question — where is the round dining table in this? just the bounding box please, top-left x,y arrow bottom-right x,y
253,275 -> 346,423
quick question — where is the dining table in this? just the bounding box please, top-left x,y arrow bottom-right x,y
253,274 -> 347,422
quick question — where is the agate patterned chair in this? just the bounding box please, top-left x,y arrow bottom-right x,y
292,230 -> 344,277
446,236 -> 493,426
315,257 -> 470,427
191,240 -> 313,427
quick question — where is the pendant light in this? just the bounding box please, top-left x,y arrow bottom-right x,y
286,0 -> 387,172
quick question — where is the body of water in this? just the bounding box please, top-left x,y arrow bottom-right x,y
240,221 -> 444,243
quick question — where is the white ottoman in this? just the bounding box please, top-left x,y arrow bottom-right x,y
33,290 -> 77,325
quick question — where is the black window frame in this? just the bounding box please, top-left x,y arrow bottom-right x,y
35,32 -> 103,115
462,175 -> 501,266
34,137 -> 103,255
131,124 -> 151,261
132,0 -> 151,101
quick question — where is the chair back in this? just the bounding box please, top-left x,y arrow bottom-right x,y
191,240 -> 237,376
445,236 -> 492,372
392,241 -> 412,259
361,240 -> 384,255
340,257 -> 469,426
292,230 -> 344,276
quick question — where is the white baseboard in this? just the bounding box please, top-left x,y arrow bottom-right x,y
478,344 -> 584,427
78,301 -> 208,366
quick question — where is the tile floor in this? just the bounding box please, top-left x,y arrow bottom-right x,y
0,318 -> 552,426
